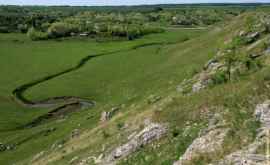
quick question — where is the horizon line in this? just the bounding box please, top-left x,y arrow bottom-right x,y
0,2 -> 270,7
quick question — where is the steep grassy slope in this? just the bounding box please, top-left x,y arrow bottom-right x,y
0,29 -> 206,164
24,15 -> 242,165
2,11 -> 270,165
0,29 -> 205,130
27,12 -> 270,165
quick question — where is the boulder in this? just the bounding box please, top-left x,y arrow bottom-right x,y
104,123 -> 167,164
100,111 -> 111,122
246,32 -> 260,43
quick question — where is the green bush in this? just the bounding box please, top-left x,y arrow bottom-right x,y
211,71 -> 229,85
116,122 -> 125,130
262,67 -> 270,81
245,58 -> 262,71
27,27 -> 48,41
231,36 -> 249,46
102,130 -> 110,139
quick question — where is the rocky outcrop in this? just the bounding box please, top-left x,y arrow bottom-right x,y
213,100 -> 270,165
173,113 -> 228,165
173,100 -> 270,165
103,123 -> 167,164
215,141 -> 267,165
173,128 -> 229,165
192,73 -> 212,93
177,52 -> 226,94
254,100 -> 270,128
191,59 -> 226,93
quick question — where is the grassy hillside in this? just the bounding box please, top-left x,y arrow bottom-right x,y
0,28 -> 207,164
1,9 -> 270,165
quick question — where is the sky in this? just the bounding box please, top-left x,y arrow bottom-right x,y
0,0 -> 269,6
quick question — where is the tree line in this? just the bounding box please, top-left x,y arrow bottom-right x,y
0,5 -> 243,40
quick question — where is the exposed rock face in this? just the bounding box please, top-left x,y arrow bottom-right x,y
103,123 -> 167,164
213,100 -> 270,165
254,100 -> 270,128
173,128 -> 229,165
215,140 -> 268,165
173,100 -> 270,165
192,73 -> 212,93
178,58 -> 225,93
204,59 -> 224,73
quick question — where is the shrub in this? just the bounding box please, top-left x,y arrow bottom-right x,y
245,58 -> 262,71
232,36 -> 249,46
102,130 -> 110,139
172,128 -> 180,137
262,67 -> 270,81
211,71 -> 228,85
116,122 -> 125,130
27,27 -> 48,41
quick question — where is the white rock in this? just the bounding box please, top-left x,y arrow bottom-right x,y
174,128 -> 229,165
103,123 -> 167,164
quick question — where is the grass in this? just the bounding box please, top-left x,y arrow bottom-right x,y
20,18 -> 236,165
0,29 -> 205,130
0,28 -> 207,164
1,11 -> 269,165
